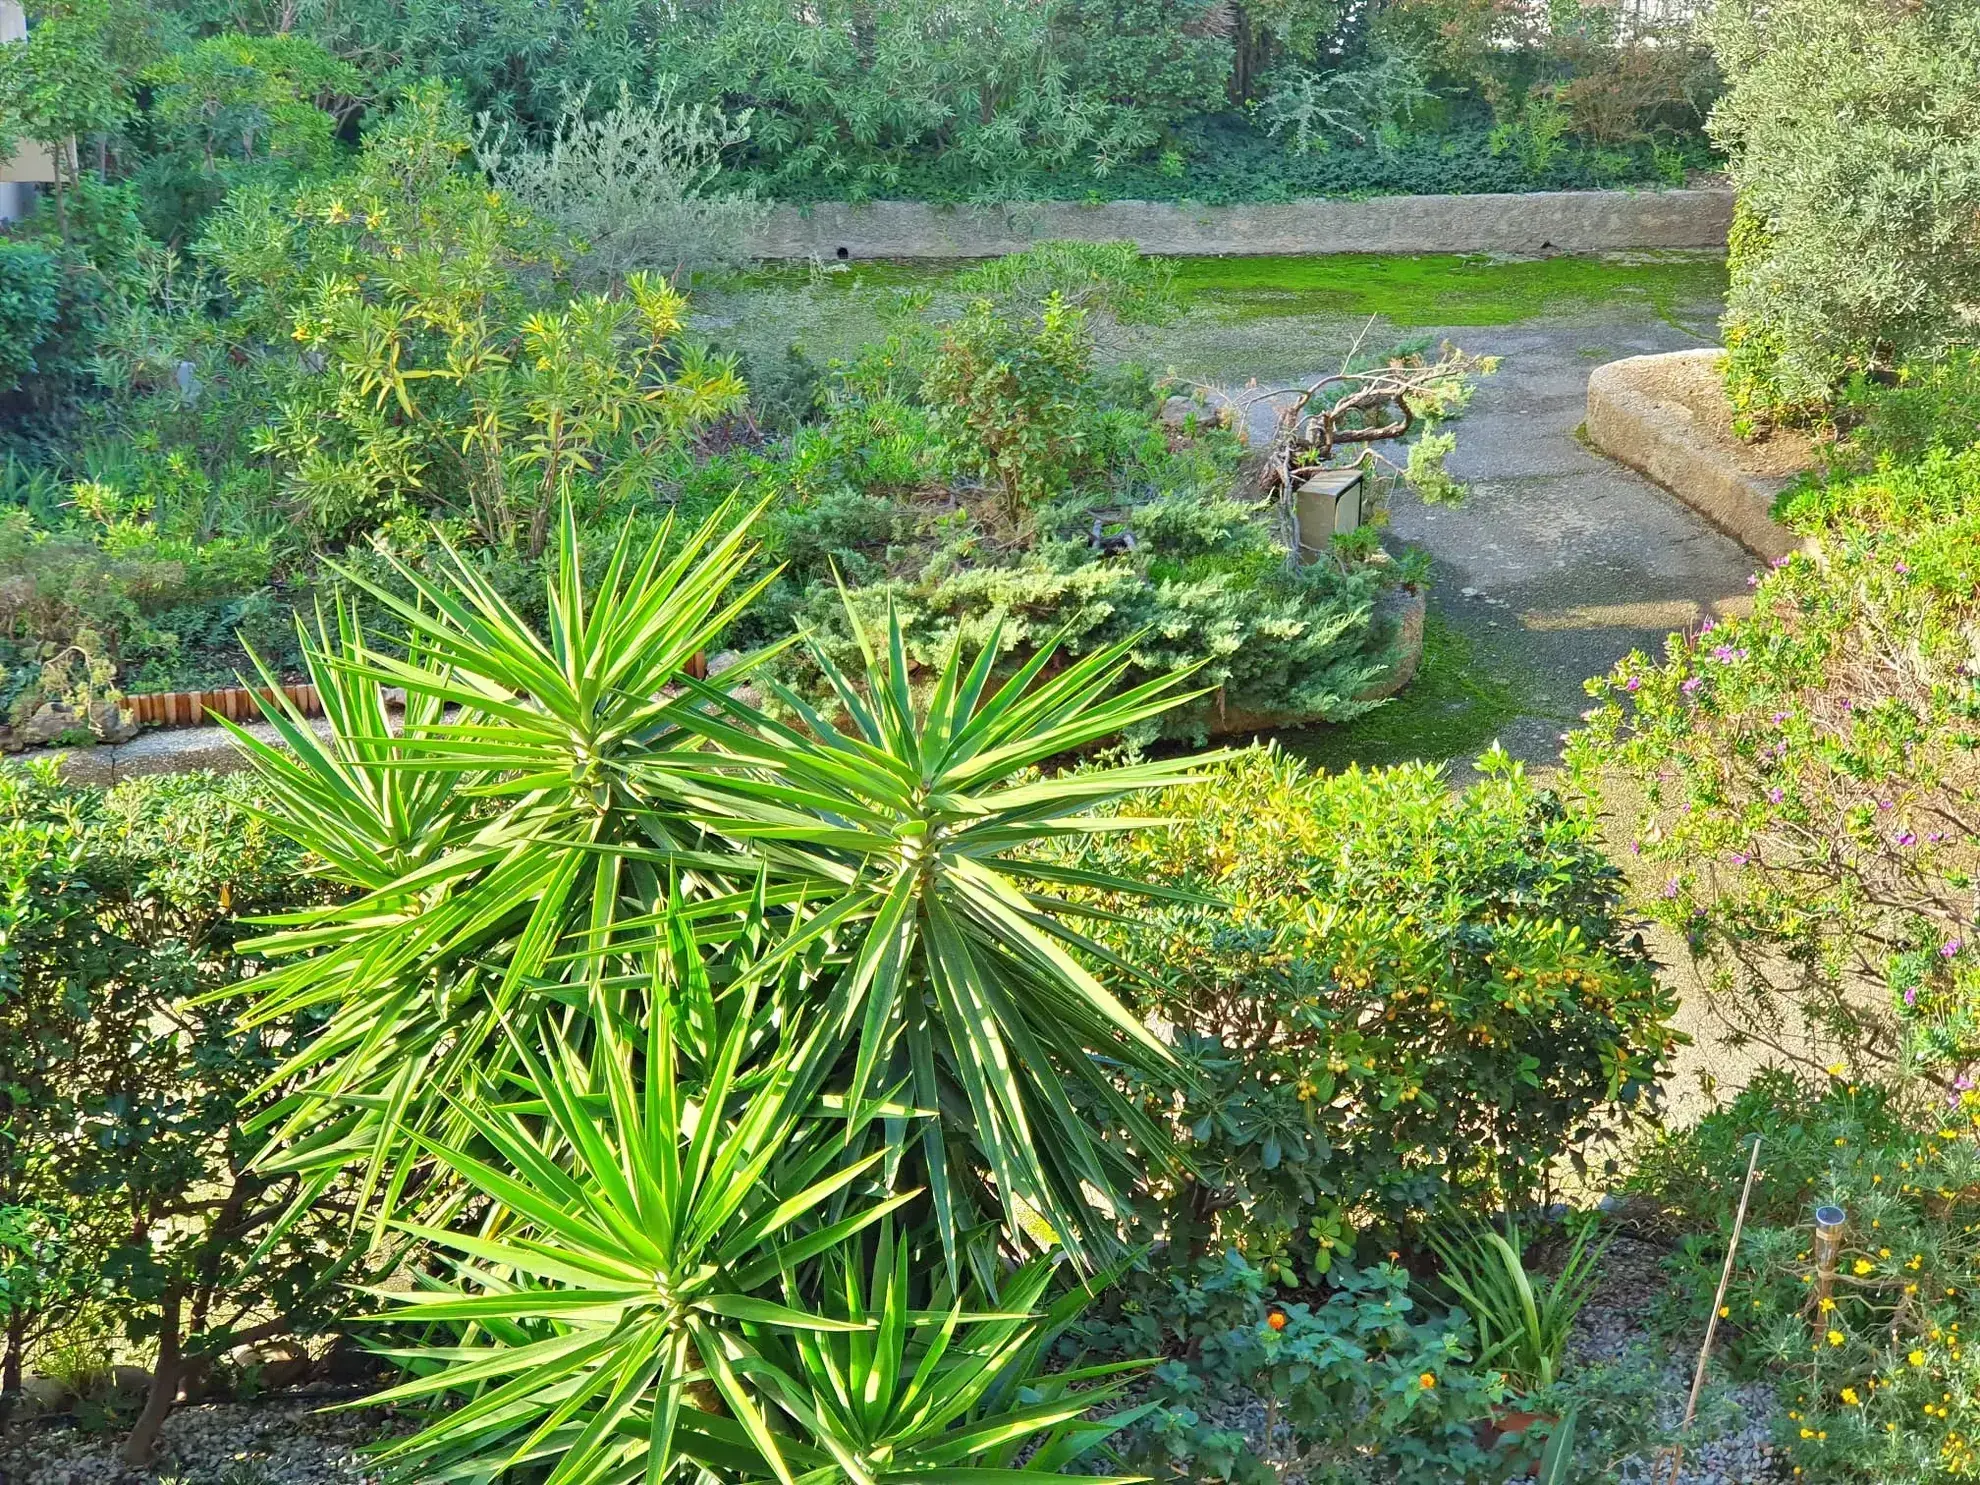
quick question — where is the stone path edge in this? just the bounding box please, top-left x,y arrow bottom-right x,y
1585,348 -> 1808,561
748,188 -> 1733,260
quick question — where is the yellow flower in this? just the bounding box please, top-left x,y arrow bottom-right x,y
1913,1350 -> 1928,1367
1854,1259 -> 1875,1276
1828,1330 -> 1846,1346
1418,1372 -> 1436,1390
1820,1297 -> 1836,1312
1842,1388 -> 1861,1406
1719,1306 -> 1730,1318
1827,1062 -> 1846,1076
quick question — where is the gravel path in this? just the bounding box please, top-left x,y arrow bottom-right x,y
6,1396 -> 405,1485
1577,1238 -> 1785,1485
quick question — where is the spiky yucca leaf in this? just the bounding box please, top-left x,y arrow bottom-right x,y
650,600 -> 1224,1268
357,991 -> 915,1485
226,502 -> 785,1220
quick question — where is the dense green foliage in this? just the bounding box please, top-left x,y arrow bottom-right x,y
1056,747 -> 1675,1273
678,284 -> 1420,741
0,767 -> 368,1440
1708,0 -> 1980,418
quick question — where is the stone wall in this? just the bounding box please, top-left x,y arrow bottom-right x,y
746,188 -> 1734,261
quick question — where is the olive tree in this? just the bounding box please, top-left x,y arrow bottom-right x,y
1704,0 -> 1980,419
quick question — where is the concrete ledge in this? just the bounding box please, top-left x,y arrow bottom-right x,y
1586,349 -> 1816,561
44,714 -> 330,786
747,188 -> 1733,260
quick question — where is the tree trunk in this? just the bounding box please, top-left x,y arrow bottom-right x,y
3,1307 -> 23,1394
121,1285 -> 184,1467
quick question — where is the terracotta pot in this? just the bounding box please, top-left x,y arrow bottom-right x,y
1486,1405 -> 1560,1478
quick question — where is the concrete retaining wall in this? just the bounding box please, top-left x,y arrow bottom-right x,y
1586,349 -> 1813,561
746,188 -> 1733,260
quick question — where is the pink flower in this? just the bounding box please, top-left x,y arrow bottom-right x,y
1625,676 -> 1641,693
1945,941 -> 1965,959
1895,831 -> 1918,847
1682,676 -> 1704,696
1768,787 -> 1785,804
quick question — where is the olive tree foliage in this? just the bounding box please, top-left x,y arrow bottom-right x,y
1704,0 -> 1980,418
475,83 -> 768,283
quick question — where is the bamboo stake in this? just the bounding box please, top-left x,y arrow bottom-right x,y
1665,1134 -> 1762,1485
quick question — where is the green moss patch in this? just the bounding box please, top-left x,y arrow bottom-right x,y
1168,251 -> 1727,326
1275,613 -> 1531,772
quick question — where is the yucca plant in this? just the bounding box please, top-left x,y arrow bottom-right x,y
653,600 -> 1222,1267
228,502 -> 1215,1269
1427,1215 -> 1608,1394
357,982 -> 1145,1485
223,502 -> 786,1226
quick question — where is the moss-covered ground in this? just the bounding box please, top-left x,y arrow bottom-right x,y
1274,614 -> 1534,773
1166,251 -> 1727,328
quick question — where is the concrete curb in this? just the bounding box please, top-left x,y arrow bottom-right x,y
747,188 -> 1734,260
1585,349 -> 1811,561
44,714 -> 330,786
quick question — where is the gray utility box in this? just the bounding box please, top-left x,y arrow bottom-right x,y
1294,467 -> 1365,563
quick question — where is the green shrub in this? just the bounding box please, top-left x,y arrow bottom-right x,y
1106,1253 -> 1513,1485
1838,349 -> 1980,466
0,766 -> 369,1447
1706,0 -> 1980,415
0,242 -> 61,394
1052,745 -> 1677,1273
922,293 -> 1096,525
1621,1071 -> 1980,1484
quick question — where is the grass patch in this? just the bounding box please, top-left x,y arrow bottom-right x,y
1276,612 -> 1531,772
1168,251 -> 1727,327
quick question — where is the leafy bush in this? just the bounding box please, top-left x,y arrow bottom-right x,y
1052,745 -> 1677,1273
0,766 -> 371,1460
1706,0 -> 1980,415
1105,1253 -> 1514,1485
105,85 -> 744,551
1621,1070 -> 1980,1484
0,241 -> 61,393
1569,445 -> 1980,1072
922,293 -> 1095,523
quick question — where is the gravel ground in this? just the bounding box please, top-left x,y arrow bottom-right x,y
1579,1238 -> 1786,1485
6,1395 -> 409,1485
7,1243 -> 1785,1485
